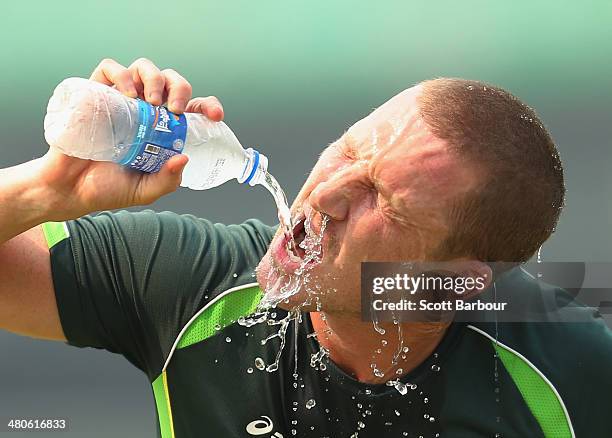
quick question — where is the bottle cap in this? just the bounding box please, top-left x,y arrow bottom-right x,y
241,148 -> 269,186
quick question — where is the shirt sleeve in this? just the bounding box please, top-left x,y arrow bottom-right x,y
46,210 -> 274,380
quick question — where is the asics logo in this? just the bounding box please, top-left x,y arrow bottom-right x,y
245,416 -> 283,437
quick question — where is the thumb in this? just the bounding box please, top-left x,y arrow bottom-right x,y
135,154 -> 189,204
164,154 -> 189,176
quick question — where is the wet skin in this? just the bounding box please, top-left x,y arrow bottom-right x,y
256,85 -> 491,383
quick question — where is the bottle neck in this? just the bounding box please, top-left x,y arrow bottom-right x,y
239,148 -> 269,186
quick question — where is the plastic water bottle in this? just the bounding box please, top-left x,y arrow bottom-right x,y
43,77 -> 268,190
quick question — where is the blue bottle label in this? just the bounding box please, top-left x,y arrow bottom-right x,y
119,100 -> 187,173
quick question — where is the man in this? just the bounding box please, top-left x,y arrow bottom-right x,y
1,58 -> 611,437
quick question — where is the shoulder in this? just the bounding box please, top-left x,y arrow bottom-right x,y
67,210 -> 275,256
468,267 -> 612,435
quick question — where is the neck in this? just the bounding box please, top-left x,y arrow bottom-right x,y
309,311 -> 449,384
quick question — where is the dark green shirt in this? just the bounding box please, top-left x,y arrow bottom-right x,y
44,210 -> 612,437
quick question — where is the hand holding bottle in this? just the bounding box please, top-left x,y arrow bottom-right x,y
39,58 -> 224,220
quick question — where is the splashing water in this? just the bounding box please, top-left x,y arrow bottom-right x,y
310,345 -> 330,371
259,310 -> 297,373
254,357 -> 266,370
258,211 -> 330,309
386,380 -> 418,396
536,245 -> 543,279
238,210 -> 331,375
493,281 -> 503,431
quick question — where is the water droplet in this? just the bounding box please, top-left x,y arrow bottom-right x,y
357,421 -> 365,429
431,364 -> 440,372
402,346 -> 410,353
396,368 -> 403,375
381,340 -> 388,346
232,273 -> 238,278
305,399 -> 316,409
225,337 -> 232,343
246,367 -> 253,374
424,397 -> 429,403
364,389 -> 372,395
214,324 -> 221,331
424,414 -> 429,419
395,410 -> 401,416
387,380 -> 408,395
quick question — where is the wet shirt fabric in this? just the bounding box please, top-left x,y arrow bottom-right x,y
45,211 -> 612,438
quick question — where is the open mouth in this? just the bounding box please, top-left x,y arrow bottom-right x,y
273,209 -> 328,274
287,216 -> 307,261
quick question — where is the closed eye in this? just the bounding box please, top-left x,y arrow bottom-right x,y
330,139 -> 358,162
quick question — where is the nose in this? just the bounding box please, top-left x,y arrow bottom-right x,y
309,166 -> 368,221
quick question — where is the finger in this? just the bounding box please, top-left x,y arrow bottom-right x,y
185,96 -> 224,121
135,155 -> 189,204
161,69 -> 192,113
164,154 -> 189,176
90,58 -> 138,98
128,58 -> 165,105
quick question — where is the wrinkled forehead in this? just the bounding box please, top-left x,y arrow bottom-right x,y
345,84 -> 424,153
340,84 -> 478,211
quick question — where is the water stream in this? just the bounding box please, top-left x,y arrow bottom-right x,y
258,171 -> 295,250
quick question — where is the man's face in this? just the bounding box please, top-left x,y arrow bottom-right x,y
256,85 -> 479,314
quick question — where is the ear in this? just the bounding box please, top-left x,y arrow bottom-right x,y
453,260 -> 493,301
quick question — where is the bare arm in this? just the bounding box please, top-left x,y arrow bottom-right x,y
0,57 -> 224,341
0,160 -> 64,339
0,226 -> 63,340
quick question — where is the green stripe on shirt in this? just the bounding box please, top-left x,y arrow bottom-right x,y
42,222 -> 70,249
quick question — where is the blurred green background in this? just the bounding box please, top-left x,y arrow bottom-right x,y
1,1 -> 611,436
